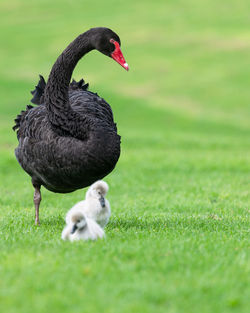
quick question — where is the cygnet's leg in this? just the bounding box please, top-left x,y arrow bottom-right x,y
33,185 -> 42,225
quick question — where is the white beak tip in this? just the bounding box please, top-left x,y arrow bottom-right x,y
124,63 -> 129,71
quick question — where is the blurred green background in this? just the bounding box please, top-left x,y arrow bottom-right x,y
0,1 -> 249,313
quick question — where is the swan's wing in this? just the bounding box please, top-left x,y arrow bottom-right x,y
65,201 -> 86,224
13,104 -> 49,140
69,78 -> 89,91
69,90 -> 116,130
30,75 -> 46,104
85,217 -> 105,240
71,200 -> 86,211
13,105 -> 35,133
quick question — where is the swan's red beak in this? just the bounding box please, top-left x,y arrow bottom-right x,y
110,40 -> 129,71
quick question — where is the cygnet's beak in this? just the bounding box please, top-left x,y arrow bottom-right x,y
71,224 -> 78,234
99,195 -> 105,208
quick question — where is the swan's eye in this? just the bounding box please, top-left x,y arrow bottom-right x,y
110,38 -> 115,44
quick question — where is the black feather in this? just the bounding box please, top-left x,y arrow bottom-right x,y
69,78 -> 89,91
30,75 -> 46,104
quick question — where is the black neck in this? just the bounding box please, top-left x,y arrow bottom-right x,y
43,30 -> 94,137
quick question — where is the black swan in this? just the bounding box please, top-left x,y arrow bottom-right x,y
13,27 -> 129,225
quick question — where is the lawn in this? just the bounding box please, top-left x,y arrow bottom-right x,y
0,0 -> 249,312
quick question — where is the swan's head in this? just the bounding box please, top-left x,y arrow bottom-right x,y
71,212 -> 87,234
86,180 -> 109,208
90,27 -> 129,71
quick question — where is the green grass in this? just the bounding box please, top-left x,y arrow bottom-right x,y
0,0 -> 249,312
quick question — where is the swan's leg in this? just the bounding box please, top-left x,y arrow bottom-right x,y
33,186 -> 42,225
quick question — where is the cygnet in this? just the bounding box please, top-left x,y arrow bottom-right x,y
70,180 -> 111,228
61,211 -> 105,242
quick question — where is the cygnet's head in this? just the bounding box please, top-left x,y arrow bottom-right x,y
86,180 -> 109,208
71,212 -> 87,234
